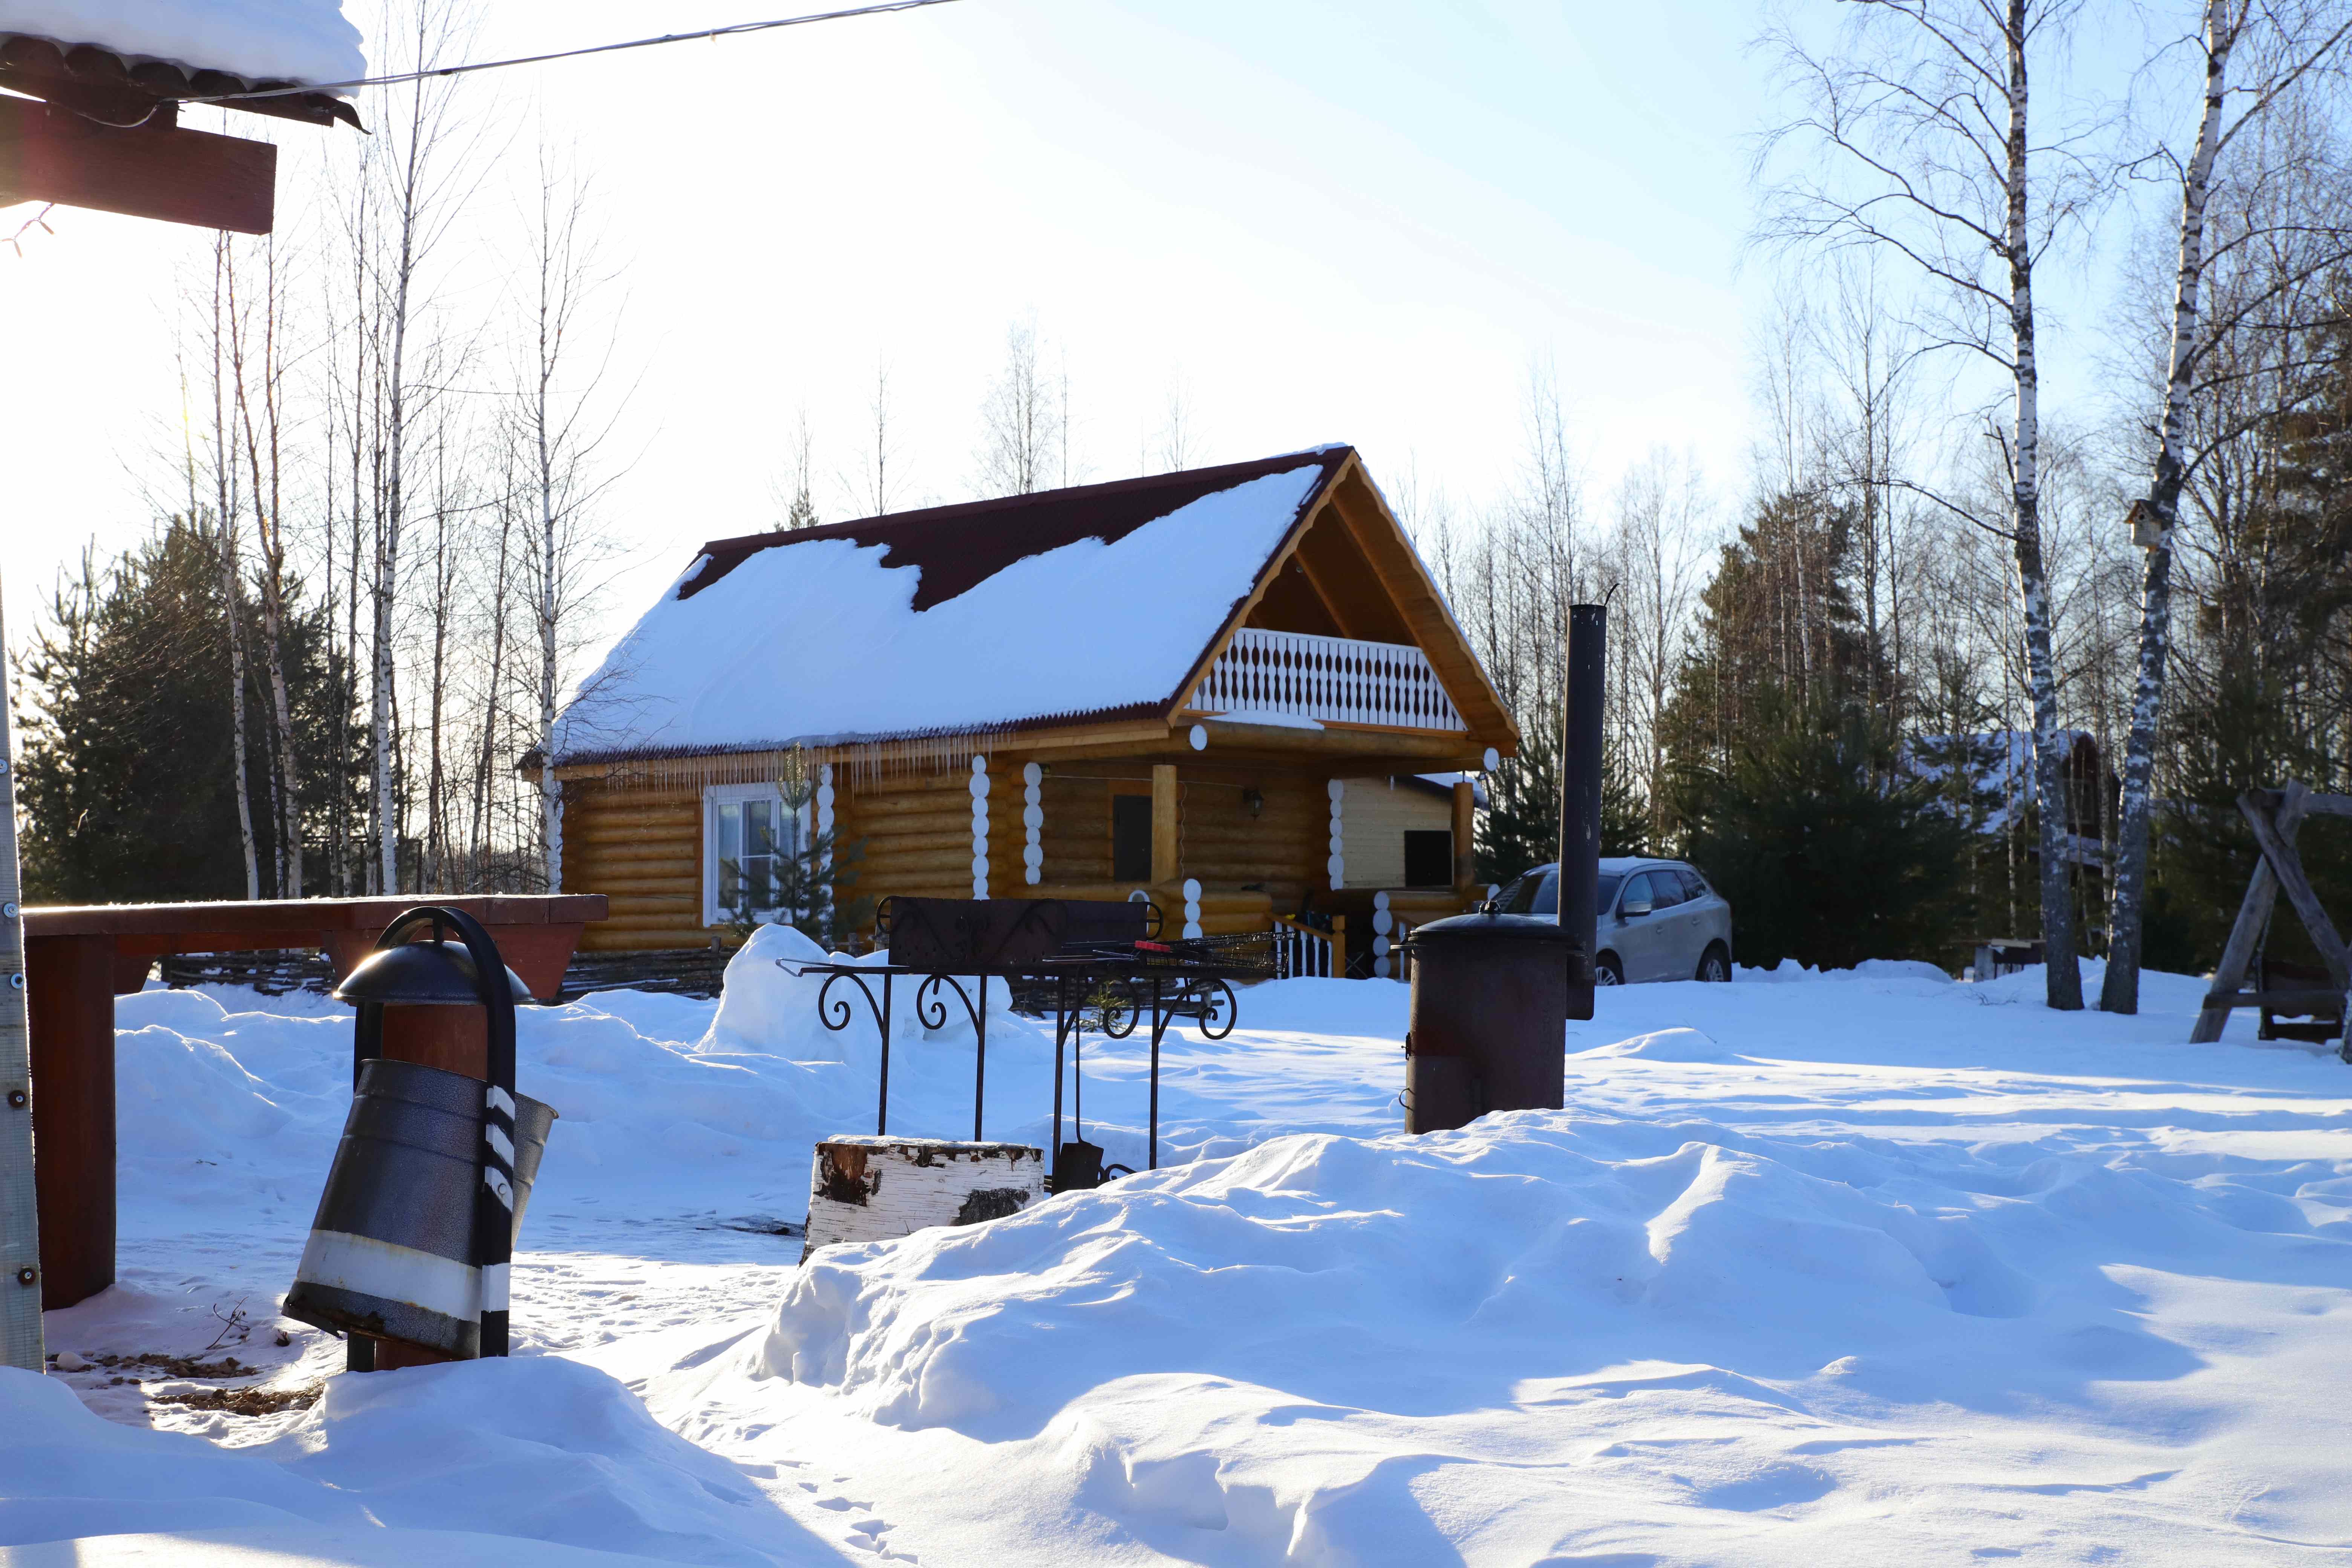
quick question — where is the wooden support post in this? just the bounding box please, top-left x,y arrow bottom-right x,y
0,605 -> 41,1368
2193,854 -> 2281,1044
2242,784 -> 2349,988
1151,765 -> 1179,887
2192,785 -> 2349,1044
1451,779 -> 1477,906
25,935 -> 116,1311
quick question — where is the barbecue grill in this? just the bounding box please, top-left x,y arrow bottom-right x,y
785,897 -> 1268,1190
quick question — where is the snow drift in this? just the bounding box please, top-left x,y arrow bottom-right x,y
0,1355 -> 840,1564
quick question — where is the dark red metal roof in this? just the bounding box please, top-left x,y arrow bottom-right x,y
679,446 -> 1354,612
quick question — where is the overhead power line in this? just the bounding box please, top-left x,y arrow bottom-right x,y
175,0 -> 962,104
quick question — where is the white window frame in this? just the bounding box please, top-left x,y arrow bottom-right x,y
703,782 -> 810,928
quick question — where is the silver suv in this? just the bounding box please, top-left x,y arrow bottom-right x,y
1493,858 -> 1735,985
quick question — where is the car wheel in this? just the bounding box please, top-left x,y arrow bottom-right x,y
1595,952 -> 1624,986
1695,942 -> 1730,983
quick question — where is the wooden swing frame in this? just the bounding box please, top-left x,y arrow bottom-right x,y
2191,782 -> 2352,1055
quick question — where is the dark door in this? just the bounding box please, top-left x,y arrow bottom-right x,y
1403,830 -> 1452,888
1112,794 -> 1154,882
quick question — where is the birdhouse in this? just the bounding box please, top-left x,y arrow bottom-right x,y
2127,499 -> 2163,550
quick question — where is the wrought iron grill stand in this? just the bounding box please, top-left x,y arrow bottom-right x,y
786,951 -> 1249,1188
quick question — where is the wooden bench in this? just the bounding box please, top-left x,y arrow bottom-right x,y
23,895 -> 606,1309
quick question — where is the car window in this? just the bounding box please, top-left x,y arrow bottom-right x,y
1620,872 -> 1656,910
1678,868 -> 1711,902
1594,873 -> 1622,914
1531,870 -> 1559,915
1498,870 -> 1542,913
1645,869 -> 1685,908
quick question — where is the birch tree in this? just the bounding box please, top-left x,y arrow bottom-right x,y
205,234 -> 261,899
510,141 -> 626,894
2099,0 -> 2352,1012
224,230 -> 303,897
353,0 -> 485,893
977,317 -> 1062,497
1760,0 -> 2105,1009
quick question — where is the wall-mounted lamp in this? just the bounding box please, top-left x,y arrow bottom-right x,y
1242,787 -> 1265,819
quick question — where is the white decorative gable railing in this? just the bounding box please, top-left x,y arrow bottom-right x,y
1193,628 -> 1466,731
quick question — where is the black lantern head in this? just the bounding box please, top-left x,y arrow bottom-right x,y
334,939 -> 534,1007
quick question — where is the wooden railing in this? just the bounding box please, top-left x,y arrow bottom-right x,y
1193,628 -> 1465,731
1272,914 -> 1346,978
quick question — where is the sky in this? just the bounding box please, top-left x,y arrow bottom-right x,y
0,0 -> 1957,675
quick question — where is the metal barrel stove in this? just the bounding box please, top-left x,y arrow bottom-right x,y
283,1056 -> 555,1360
1401,910 -> 1570,1133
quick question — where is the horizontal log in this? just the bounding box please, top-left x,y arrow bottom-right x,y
855,792 -> 995,820
577,915 -> 711,934
865,825 -> 983,848
856,846 -> 983,870
2202,988 -> 2345,1014
572,874 -> 699,899
572,841 -> 699,862
570,821 -> 698,843
579,931 -> 715,953
598,887 -> 701,906
568,786 -> 699,806
568,795 -> 700,817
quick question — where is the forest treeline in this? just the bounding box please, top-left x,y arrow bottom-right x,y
10,0 -> 2352,994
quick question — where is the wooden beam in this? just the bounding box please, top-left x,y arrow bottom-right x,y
2242,783 -> 2350,989
2192,790 -> 2302,1044
1159,483 -> 1345,732
2199,988 -> 2346,1016
1151,764 -> 1179,885
0,95 -> 276,234
1324,462 -> 1517,745
1452,779 -> 1478,903
1289,536 -> 1363,640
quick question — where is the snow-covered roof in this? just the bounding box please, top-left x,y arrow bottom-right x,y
0,0 -> 364,88
554,449 -> 1354,765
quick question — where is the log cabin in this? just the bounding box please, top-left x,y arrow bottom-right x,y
544,446 -> 1519,975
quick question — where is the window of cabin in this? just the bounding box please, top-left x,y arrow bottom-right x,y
704,783 -> 806,927
1403,830 -> 1453,888
1111,792 -> 1154,883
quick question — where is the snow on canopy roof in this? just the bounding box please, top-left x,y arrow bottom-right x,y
553,448 -> 1354,765
0,0 -> 363,88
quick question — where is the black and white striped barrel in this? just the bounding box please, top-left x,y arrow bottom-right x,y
284,1058 -> 555,1360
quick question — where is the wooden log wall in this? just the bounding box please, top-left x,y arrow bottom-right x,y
561,756 -> 1351,952
561,780 -> 708,952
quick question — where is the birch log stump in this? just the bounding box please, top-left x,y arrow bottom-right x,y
801,1138 -> 1045,1263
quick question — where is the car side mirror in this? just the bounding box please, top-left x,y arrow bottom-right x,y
1621,900 -> 1651,918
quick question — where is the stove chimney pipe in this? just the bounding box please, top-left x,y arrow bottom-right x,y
1558,605 -> 1606,1021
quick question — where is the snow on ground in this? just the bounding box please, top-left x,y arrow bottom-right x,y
10,942 -> 2352,1565
0,0 -> 364,87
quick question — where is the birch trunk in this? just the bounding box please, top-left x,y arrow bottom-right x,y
2003,0 -> 2083,1010
2101,0 -> 2236,1015
212,238 -> 260,900
538,394 -> 562,894
231,236 -> 303,897
473,499 -> 513,891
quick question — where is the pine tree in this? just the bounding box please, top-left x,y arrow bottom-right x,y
14,522 -> 355,902
1671,694 -> 1969,969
